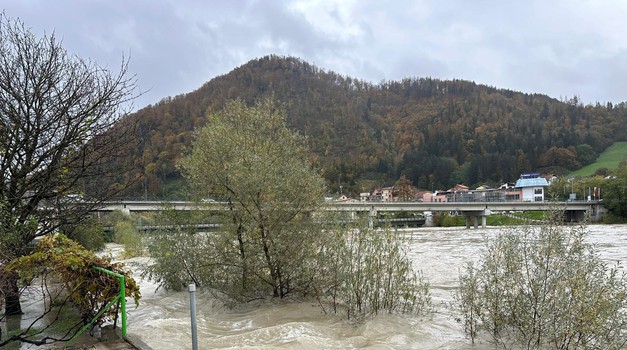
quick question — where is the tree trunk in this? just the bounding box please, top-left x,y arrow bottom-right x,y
236,223 -> 247,290
4,273 -> 23,315
258,225 -> 279,297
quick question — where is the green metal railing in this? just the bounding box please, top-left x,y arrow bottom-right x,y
67,266 -> 127,345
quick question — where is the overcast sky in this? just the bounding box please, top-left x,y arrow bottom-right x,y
4,0 -> 627,109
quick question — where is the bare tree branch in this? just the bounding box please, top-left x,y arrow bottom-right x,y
0,12 -> 138,316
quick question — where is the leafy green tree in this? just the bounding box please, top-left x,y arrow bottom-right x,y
0,14 -> 137,315
603,162 -> 627,220
575,144 -> 598,165
178,97 -> 327,299
546,176 -> 569,200
3,234 -> 140,347
515,149 -> 532,175
458,214 -> 627,348
593,167 -> 610,177
539,146 -> 580,170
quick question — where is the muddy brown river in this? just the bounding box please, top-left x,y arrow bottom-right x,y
119,224 -> 626,350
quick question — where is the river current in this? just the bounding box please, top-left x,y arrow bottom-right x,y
117,224 -> 626,350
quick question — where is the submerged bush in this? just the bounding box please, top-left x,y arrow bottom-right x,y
316,221 -> 431,319
113,219 -> 143,258
458,214 -> 627,349
144,209 -> 431,319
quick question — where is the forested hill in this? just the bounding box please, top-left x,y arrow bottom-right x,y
115,55 -> 627,198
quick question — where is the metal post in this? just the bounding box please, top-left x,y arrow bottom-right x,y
120,275 -> 126,336
189,283 -> 198,350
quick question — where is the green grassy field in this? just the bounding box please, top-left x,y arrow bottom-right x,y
568,141 -> 627,177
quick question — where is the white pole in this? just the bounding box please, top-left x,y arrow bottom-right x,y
189,283 -> 198,350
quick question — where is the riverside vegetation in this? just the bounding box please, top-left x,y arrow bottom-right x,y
458,213 -> 627,349
3,93 -> 625,346
0,12 -> 138,320
1,234 -> 140,347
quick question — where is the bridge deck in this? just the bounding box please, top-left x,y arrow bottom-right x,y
96,200 -> 598,213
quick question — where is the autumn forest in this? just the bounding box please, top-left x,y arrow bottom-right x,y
106,55 -> 627,198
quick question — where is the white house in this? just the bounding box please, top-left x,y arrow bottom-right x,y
515,174 -> 549,202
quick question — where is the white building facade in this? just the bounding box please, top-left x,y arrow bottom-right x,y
515,176 -> 549,201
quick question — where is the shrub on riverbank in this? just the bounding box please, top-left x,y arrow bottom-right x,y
5,235 -> 140,347
432,212 -> 464,227
144,209 -> 432,319
602,213 -> 627,224
113,218 -> 143,258
433,211 -> 548,227
458,213 -> 627,348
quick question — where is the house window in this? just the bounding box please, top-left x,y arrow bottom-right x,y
534,188 -> 543,195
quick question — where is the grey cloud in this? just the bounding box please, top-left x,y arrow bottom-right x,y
2,0 -> 627,107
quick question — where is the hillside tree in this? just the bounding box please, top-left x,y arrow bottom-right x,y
178,97 -> 326,299
602,161 -> 627,220
0,13 -> 137,315
394,175 -> 416,201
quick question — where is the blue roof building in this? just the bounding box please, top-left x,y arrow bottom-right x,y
515,175 -> 549,201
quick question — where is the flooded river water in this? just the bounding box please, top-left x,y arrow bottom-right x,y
121,224 -> 627,350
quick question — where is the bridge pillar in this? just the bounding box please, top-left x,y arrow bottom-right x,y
463,210 -> 488,229
120,204 -> 130,215
368,207 -> 377,228
590,204 -> 604,222
565,209 -> 587,222
464,215 -> 481,229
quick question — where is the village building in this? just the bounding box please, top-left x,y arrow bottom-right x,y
359,192 -> 370,202
369,188 -> 383,202
515,172 -> 549,201
381,186 -> 394,202
364,172 -> 549,203
365,186 -> 396,202
423,190 -> 448,202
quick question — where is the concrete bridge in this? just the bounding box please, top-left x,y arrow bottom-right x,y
96,200 -> 601,229
329,201 -> 601,228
